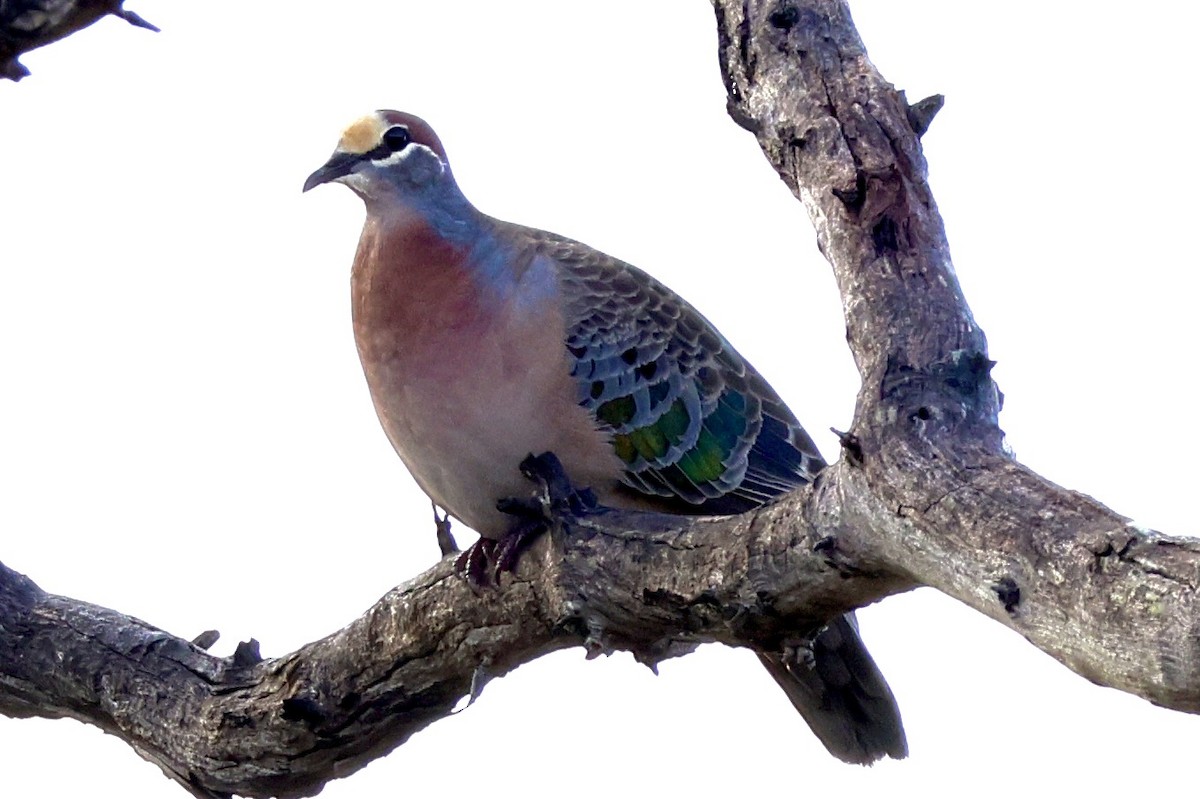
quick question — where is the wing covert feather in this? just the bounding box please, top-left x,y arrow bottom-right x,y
516,225 -> 824,512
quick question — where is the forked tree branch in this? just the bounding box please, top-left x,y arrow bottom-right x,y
709,0 -> 1200,705
2,1 -> 1198,797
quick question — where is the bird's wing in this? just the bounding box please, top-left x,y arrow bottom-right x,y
513,227 -> 907,766
520,226 -> 825,513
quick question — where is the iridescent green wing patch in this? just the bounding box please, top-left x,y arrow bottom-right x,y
521,225 -> 826,512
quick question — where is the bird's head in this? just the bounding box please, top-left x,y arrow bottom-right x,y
303,110 -> 451,202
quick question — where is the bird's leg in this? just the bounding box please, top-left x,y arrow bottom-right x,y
493,452 -> 597,575
432,501 -> 459,556
452,498 -> 543,589
453,452 -> 596,588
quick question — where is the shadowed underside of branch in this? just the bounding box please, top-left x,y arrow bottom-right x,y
2,1 -> 1198,798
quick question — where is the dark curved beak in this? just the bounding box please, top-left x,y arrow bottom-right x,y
303,151 -> 360,192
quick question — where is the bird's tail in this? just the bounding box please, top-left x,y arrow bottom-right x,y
756,612 -> 907,765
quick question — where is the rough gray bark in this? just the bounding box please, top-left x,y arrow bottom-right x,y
709,0 -> 1200,706
2,1 -> 1198,797
0,0 -> 156,80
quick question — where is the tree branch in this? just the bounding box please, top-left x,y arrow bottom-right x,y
0,0 -> 157,81
3,0 -> 1199,796
710,0 -> 1200,708
0,498 -> 910,799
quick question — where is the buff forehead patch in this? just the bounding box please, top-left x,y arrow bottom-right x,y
338,114 -> 387,155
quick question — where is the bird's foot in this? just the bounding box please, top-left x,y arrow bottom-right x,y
514,451 -> 599,518
451,499 -> 551,591
454,537 -> 500,588
453,522 -> 543,590
453,452 -> 596,589
493,514 -> 549,575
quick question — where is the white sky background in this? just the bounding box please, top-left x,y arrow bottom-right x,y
2,1 -> 1198,796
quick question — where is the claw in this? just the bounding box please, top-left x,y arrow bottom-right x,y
454,538 -> 499,590
493,518 -> 546,575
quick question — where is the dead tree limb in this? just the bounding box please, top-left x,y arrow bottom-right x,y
0,0 -> 157,81
2,1 -> 1197,797
710,0 -> 1200,707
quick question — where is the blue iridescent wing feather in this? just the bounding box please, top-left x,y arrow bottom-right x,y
520,227 -> 824,513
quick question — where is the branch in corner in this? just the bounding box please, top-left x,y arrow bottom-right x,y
1,0 -> 158,81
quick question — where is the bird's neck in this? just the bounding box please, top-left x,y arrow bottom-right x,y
365,174 -> 482,247
350,208 -> 539,358
351,178 -> 561,383
364,183 -> 544,302
352,214 -> 482,329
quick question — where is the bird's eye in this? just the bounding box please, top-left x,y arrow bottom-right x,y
382,126 -> 411,152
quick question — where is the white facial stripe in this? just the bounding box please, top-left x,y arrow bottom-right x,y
374,141 -> 439,167
330,141 -> 444,198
